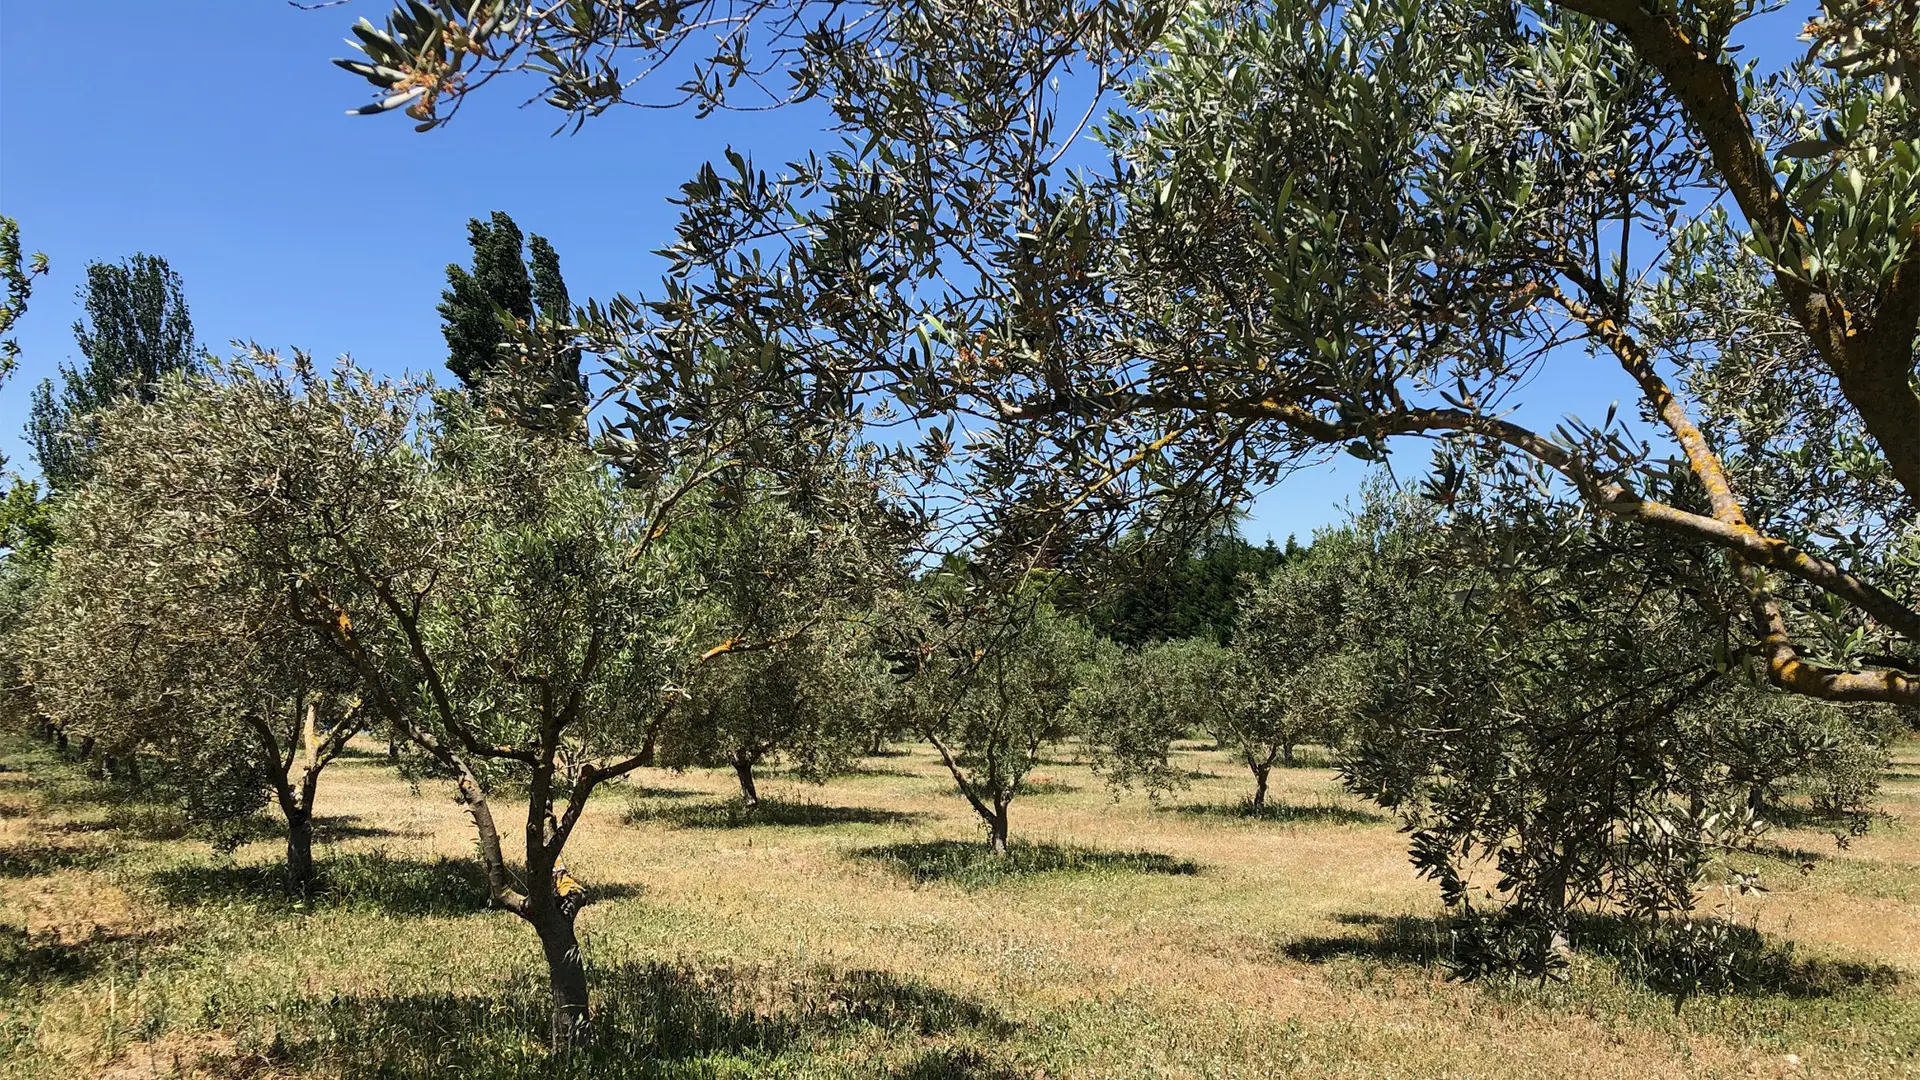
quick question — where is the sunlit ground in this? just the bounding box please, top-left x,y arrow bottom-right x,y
3,733 -> 1916,1079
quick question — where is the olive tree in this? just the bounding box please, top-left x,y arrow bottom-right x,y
666,622 -> 894,805
656,457 -> 914,805
67,351 -> 848,1044
21,369 -> 372,895
1340,482 -> 1896,979
886,569 -> 1138,853
322,1 -> 1920,710
1235,545 -> 1372,777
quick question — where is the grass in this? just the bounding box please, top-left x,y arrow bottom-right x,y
3,732 -> 1920,1078
1165,795 -> 1387,825
855,839 -> 1200,887
626,795 -> 925,830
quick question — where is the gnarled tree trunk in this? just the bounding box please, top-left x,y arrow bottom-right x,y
732,752 -> 760,807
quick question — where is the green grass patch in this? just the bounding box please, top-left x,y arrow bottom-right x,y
626,796 -> 924,830
855,840 -> 1199,887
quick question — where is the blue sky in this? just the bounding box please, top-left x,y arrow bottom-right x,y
0,1 -> 1804,545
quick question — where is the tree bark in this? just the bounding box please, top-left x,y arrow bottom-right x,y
988,802 -> 1010,855
532,906 -> 589,1047
1280,742 -> 1295,768
285,807 -> 315,899
1250,764 -> 1271,810
732,753 -> 760,808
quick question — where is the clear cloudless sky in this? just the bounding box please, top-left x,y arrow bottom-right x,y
0,1 -> 1806,546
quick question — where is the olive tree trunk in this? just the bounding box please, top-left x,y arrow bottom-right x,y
531,902 -> 589,1046
285,806 -> 315,898
732,753 -> 760,807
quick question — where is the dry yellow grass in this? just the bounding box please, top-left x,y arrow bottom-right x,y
3,735 -> 1918,1079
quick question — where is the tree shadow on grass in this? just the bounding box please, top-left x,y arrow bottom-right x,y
277,959 -> 1013,1079
312,814 -> 418,841
628,784 -> 704,800
1282,912 -> 1903,1001
149,851 -> 640,916
1280,913 -> 1451,966
888,1047 -> 1025,1080
1166,799 -> 1385,825
856,840 -> 1199,888
151,851 -> 492,915
1017,779 -> 1080,797
0,840 -> 114,877
627,796 -> 925,830
0,924 -> 171,991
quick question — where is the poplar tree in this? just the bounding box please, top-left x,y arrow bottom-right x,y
27,253 -> 197,490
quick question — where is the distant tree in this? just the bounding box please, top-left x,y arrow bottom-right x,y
660,458 -> 911,805
22,368 -> 366,896
1074,634 -> 1216,795
889,574 -> 1145,854
667,622 -> 893,805
27,253 -> 197,490
1094,531 -> 1289,645
439,211 -> 583,436
1234,538 -> 1372,769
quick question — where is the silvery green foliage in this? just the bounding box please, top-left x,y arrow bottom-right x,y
1236,543 -> 1373,758
20,360 -> 371,871
657,450 -> 919,793
1339,483 -> 1895,981
1073,635 -> 1221,796
374,0 -> 1920,703
884,572 -> 1122,849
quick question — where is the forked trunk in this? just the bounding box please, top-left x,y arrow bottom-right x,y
533,906 -> 589,1047
732,754 -> 760,808
1251,765 -> 1271,811
285,807 -> 315,899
